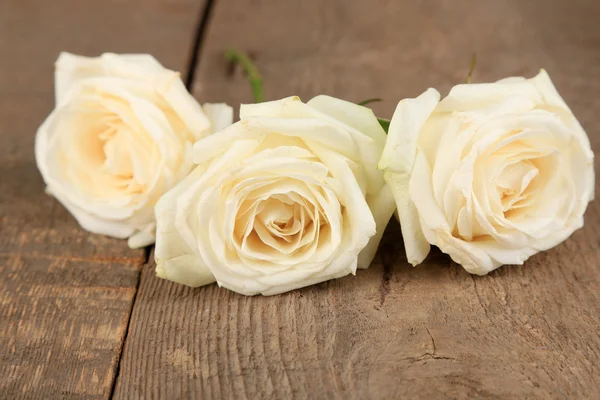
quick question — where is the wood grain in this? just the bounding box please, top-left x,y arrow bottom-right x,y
114,0 -> 600,398
0,0 -> 205,398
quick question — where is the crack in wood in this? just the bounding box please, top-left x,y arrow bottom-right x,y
378,238 -> 400,307
108,260 -> 145,399
420,327 -> 453,360
379,261 -> 393,307
426,327 -> 436,354
184,0 -> 216,89
470,274 -> 490,318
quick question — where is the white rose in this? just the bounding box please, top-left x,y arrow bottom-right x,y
155,96 -> 396,295
379,70 -> 595,275
35,52 -> 232,248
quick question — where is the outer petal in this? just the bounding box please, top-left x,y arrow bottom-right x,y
379,89 -> 440,265
378,88 -> 440,173
154,165 -> 216,287
436,79 -> 542,113
409,152 -> 500,274
55,52 -> 105,103
240,96 -> 304,119
427,230 -> 500,275
128,223 -> 156,249
384,170 -> 430,265
55,52 -> 165,104
193,122 -> 264,165
242,96 -> 386,194
409,152 -> 452,238
203,103 -> 234,133
65,201 -> 137,238
156,254 -> 215,288
530,69 -> 595,202
307,95 -> 388,195
156,74 -> 212,140
357,184 -> 396,268
307,95 -> 387,148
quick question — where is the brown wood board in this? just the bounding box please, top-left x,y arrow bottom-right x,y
0,1 -> 205,398
115,0 -> 600,398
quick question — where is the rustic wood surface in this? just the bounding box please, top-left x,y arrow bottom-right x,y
0,0 -> 205,398
114,0 -> 600,399
2,0 -> 599,399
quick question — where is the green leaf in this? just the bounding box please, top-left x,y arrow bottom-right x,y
377,118 -> 390,134
357,98 -> 382,106
224,49 -> 264,103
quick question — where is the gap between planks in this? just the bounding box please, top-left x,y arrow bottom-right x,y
185,0 -> 217,90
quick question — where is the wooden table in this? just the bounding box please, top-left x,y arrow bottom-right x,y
1,0 -> 599,398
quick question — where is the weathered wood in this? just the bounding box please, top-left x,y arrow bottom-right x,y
115,0 -> 600,398
0,1 -> 205,398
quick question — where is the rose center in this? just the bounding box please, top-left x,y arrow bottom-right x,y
255,197 -> 305,243
232,190 -> 328,261
94,119 -> 145,195
496,160 -> 539,213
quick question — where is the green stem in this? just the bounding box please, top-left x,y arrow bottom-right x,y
225,49 -> 264,103
357,98 -> 382,106
466,53 -> 477,84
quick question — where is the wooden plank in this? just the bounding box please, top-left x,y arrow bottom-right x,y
0,0 -> 205,398
116,0 -> 600,398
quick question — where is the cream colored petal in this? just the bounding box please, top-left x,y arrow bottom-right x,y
357,184 -> 396,269
55,52 -> 104,104
127,97 -> 183,167
384,170 -> 430,265
530,69 -> 595,203
156,254 -> 215,287
378,89 -> 440,266
36,109 -> 138,237
495,77 -> 527,84
431,116 -> 474,210
308,95 -> 389,195
202,103 -> 234,133
239,96 -> 305,119
64,199 -> 137,238
530,69 -> 573,114
427,230 -> 500,275
55,52 -> 166,104
260,258 -> 355,296
193,122 -> 264,165
467,238 -> 538,268
154,164 -> 216,287
413,139 -> 540,275
307,95 -> 387,147
378,88 -> 440,173
418,114 -> 459,171
205,137 -> 371,295
409,151 -> 452,242
187,142 -> 267,279
243,96 -> 387,194
128,223 -> 156,249
308,142 -> 376,259
156,74 -> 212,140
436,80 -> 542,113
529,222 -> 583,252
244,117 -> 360,160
